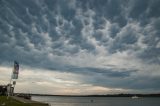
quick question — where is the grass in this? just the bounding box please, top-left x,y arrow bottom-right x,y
0,96 -> 48,106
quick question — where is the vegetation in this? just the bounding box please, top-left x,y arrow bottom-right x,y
0,96 -> 48,106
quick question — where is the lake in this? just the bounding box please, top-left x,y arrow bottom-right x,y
32,96 -> 160,106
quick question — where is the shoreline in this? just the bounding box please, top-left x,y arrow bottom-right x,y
26,93 -> 160,97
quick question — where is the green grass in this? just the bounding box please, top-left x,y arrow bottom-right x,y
0,96 -> 48,106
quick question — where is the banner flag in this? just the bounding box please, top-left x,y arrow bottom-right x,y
13,61 -> 19,74
12,61 -> 19,79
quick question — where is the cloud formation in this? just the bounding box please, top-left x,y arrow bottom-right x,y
0,0 -> 160,94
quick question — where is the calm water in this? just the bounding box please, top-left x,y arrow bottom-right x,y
32,96 -> 160,106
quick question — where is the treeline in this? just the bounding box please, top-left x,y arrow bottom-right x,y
15,93 -> 160,97
87,94 -> 160,97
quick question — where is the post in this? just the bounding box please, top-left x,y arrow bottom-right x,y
13,81 -> 16,95
8,61 -> 19,98
7,70 -> 13,99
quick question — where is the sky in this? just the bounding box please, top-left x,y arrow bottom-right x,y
0,0 -> 160,95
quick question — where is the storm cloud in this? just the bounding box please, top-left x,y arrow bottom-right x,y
0,0 -> 160,94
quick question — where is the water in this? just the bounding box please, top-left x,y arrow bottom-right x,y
32,96 -> 160,106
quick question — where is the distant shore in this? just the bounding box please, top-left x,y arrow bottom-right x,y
15,93 -> 160,97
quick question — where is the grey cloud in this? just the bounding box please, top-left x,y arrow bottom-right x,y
139,47 -> 160,64
109,25 -> 138,53
0,0 -> 160,93
128,0 -> 160,25
67,66 -> 137,78
80,70 -> 160,90
80,0 -> 127,27
129,0 -> 150,19
0,0 -> 159,64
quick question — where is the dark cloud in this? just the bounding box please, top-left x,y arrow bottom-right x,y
66,66 -> 137,77
139,47 -> 160,64
109,25 -> 138,53
0,0 -> 160,92
129,0 -> 150,19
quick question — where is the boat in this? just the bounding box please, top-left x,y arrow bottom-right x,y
131,95 -> 139,99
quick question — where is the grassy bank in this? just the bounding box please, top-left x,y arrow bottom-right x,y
0,96 -> 48,106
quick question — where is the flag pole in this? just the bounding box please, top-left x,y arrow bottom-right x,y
11,61 -> 19,96
7,65 -> 13,99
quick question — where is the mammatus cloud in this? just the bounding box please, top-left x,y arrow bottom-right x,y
0,0 -> 160,94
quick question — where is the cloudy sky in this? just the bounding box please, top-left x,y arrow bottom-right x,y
0,0 -> 160,95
